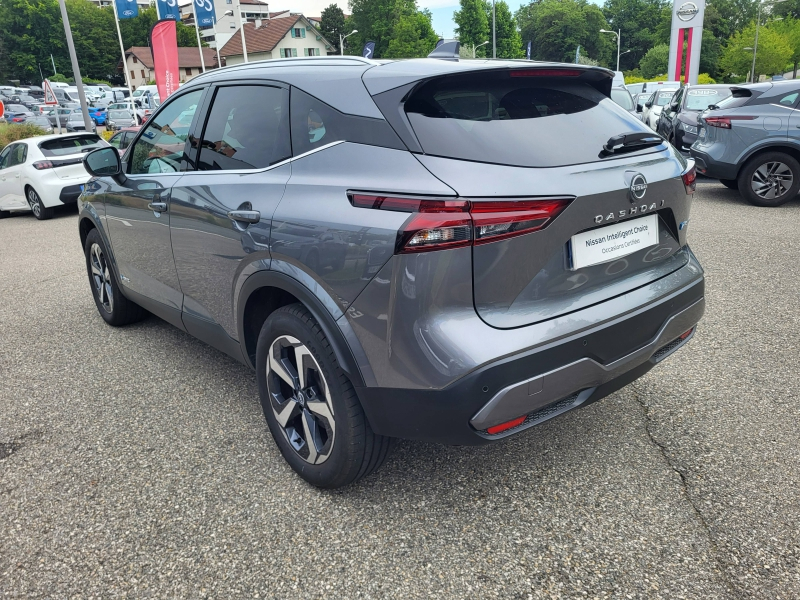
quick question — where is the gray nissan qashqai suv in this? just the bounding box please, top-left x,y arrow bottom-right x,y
78,56 -> 704,488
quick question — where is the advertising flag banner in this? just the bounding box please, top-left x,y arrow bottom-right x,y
362,41 -> 376,59
150,19 -> 180,101
193,0 -> 216,28
156,0 -> 181,20
526,40 -> 531,60
116,0 -> 139,20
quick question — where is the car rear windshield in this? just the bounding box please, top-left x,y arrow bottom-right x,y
684,87 -> 731,111
39,135 -> 103,157
404,72 -> 653,167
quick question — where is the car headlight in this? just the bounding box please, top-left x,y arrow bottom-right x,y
680,122 -> 698,135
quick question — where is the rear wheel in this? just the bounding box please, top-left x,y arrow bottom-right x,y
83,228 -> 146,326
738,152 -> 800,207
719,179 -> 738,190
256,303 -> 394,488
26,187 -> 53,220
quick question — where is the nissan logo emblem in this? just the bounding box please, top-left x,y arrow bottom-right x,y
676,2 -> 699,21
630,173 -> 648,201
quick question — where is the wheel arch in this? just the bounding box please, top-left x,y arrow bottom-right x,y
237,270 -> 366,388
738,143 -> 800,177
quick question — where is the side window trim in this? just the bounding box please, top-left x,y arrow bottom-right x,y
189,79 -> 292,174
123,85 -> 209,176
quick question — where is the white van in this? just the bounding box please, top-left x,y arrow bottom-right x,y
49,81 -> 70,88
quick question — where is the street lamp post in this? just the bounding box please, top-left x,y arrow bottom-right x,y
237,0 -> 249,63
491,0 -> 496,59
340,29 -> 358,56
473,40 -> 489,58
213,10 -> 234,69
751,0 -> 786,83
600,28 -> 621,71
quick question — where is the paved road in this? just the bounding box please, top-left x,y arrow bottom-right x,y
1,184 -> 798,599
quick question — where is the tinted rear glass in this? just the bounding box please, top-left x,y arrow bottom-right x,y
39,135 -> 103,157
684,87 -> 731,110
405,72 -> 653,167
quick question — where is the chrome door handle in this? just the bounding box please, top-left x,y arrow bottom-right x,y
227,210 -> 261,224
148,201 -> 168,212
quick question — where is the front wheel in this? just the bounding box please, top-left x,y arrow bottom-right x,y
26,187 -> 53,220
84,228 -> 146,326
737,152 -> 800,207
256,304 -> 394,488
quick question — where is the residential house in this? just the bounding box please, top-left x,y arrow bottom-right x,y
120,46 -> 219,90
219,14 -> 334,65
178,0 -> 289,51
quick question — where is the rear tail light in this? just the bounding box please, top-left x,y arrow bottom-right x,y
349,194 -> 572,254
704,115 -> 756,129
33,160 -> 54,170
682,163 -> 697,195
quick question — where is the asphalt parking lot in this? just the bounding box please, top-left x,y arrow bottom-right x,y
1,183 -> 799,599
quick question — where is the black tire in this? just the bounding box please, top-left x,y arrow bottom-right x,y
256,303 -> 394,488
737,152 -> 800,207
83,228 -> 146,326
26,187 -> 53,220
0,210 -> 9,219
719,178 -> 738,190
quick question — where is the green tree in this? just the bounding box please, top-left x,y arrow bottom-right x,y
455,0 -> 490,57
517,0 -> 613,66
719,23 -> 792,80
602,0 -> 669,71
489,1 -> 523,58
639,43 -> 669,78
320,4 -> 347,53
712,0 -> 759,33
119,6 -> 199,48
348,0 -> 435,58
772,17 -> 800,76
385,7 -> 438,57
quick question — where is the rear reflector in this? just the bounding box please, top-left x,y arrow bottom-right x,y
704,115 -> 756,129
510,69 -> 582,77
679,327 -> 694,340
349,193 -> 572,254
486,415 -> 527,435
682,164 -> 696,195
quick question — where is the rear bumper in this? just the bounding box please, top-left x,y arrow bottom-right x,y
59,184 -> 83,204
690,147 -> 739,180
357,276 -> 704,445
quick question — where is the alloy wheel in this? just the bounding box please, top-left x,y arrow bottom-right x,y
27,189 -> 41,218
90,243 -> 114,313
267,335 -> 335,465
751,162 -> 793,200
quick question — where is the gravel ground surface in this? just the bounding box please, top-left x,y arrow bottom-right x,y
1,183 -> 798,599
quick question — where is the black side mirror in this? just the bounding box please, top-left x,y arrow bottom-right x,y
84,147 -> 124,182
645,101 -> 653,108
670,102 -> 679,111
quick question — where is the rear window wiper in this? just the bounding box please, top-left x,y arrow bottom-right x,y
601,132 -> 664,156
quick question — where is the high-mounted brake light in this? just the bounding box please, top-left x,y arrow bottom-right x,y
682,164 -> 697,195
349,194 -> 572,254
510,69 -> 582,77
704,115 -> 756,129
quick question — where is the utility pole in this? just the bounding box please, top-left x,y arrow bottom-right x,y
492,0 -> 496,59
190,0 -> 207,72
51,54 -> 57,75
57,0 -> 92,133
238,0 -> 249,62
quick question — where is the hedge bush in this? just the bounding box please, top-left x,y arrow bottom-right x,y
0,123 -> 48,147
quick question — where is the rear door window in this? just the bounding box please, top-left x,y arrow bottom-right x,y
197,85 -> 290,170
404,71 -> 654,168
39,135 -> 103,157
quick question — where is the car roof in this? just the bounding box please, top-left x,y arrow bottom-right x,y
182,56 -> 614,117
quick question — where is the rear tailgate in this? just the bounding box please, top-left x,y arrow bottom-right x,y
369,64 -> 694,329
38,134 -> 105,180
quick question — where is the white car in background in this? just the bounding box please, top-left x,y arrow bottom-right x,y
0,133 -> 109,220
642,88 -> 680,130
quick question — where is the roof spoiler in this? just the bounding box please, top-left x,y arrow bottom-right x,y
428,40 -> 460,61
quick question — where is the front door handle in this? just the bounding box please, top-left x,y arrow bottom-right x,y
227,209 -> 261,224
148,201 -> 168,212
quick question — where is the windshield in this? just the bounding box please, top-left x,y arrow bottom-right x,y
685,87 -> 731,111
109,110 -> 132,119
7,105 -> 27,112
655,91 -> 675,106
132,89 -> 145,97
610,88 -> 634,110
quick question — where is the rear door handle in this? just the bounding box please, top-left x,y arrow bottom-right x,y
148,202 -> 168,212
227,210 -> 261,224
